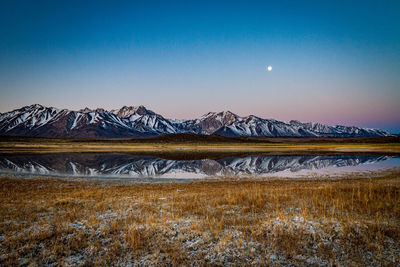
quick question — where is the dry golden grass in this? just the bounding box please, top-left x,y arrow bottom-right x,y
0,172 -> 399,266
1,143 -> 400,155
1,135 -> 400,154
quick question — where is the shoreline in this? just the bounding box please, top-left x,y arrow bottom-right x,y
1,143 -> 400,155
1,167 -> 400,183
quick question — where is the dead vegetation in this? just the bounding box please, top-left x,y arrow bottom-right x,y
0,172 -> 399,266
1,135 -> 400,155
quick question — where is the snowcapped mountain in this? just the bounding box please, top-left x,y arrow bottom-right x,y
175,111 -> 240,134
0,104 -> 145,138
0,104 -> 393,138
111,105 -> 177,135
214,115 -> 317,137
288,120 -> 390,137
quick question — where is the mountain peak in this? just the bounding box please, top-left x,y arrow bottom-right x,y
79,107 -> 93,113
218,110 -> 237,117
112,105 -> 155,118
78,107 -> 106,113
135,105 -> 154,116
26,104 -> 44,110
201,110 -> 238,119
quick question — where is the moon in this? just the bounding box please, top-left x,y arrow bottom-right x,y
267,65 -> 272,71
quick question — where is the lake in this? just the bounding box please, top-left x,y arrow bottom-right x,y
0,153 -> 399,180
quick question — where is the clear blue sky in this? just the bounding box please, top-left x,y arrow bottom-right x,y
0,0 -> 399,132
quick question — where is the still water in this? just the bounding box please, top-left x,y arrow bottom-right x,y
0,153 -> 399,179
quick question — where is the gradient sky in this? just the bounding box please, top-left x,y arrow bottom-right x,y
0,0 -> 399,132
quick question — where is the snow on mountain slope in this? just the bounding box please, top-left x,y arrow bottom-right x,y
111,105 -> 156,118
0,104 -> 144,138
112,105 -> 178,134
0,104 -> 393,138
176,111 -> 240,134
288,120 -> 391,137
214,115 -> 317,137
0,104 -> 61,133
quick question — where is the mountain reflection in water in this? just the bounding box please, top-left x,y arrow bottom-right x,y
0,154 -> 398,179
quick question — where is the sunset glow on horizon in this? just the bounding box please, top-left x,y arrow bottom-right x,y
0,1 -> 399,132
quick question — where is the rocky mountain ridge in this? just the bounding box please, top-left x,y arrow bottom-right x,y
0,104 -> 392,138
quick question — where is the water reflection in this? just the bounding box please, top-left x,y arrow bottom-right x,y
0,153 -> 398,179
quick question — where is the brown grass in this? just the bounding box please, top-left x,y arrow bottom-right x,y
0,172 -> 399,266
1,135 -> 400,154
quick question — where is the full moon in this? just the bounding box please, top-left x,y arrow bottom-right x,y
267,65 -> 272,71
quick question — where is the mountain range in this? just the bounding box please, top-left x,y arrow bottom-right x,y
0,104 -> 392,138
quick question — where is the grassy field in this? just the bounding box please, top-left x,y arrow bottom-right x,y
0,171 -> 399,266
1,135 -> 400,154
